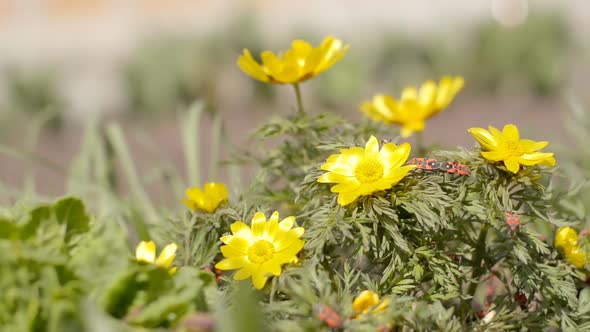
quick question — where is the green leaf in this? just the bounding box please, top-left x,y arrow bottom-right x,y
100,270 -> 141,319
54,197 -> 90,243
0,217 -> 18,239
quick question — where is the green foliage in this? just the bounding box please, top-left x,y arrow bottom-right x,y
0,197 -> 217,332
469,11 -> 571,96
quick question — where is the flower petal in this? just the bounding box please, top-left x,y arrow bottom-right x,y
136,241 -> 156,263
216,256 -> 249,270
237,49 -> 270,83
468,127 -> 498,150
221,236 -> 250,254
220,244 -> 245,258
364,136 -> 380,158
381,142 -> 411,169
231,221 -> 254,241
504,158 -> 521,174
502,124 -> 520,142
233,263 -> 258,280
337,191 -> 361,206
519,139 -> 548,153
155,243 -> 177,268
251,212 -> 267,237
251,271 -> 269,289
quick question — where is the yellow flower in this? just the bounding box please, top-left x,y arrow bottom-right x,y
215,211 -> 305,289
317,136 -> 415,206
183,182 -> 228,213
360,76 -> 464,138
135,241 -> 178,275
555,227 -> 579,252
353,290 -> 390,316
237,36 -> 349,84
468,124 -> 556,174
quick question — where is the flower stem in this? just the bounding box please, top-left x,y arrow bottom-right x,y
293,83 -> 305,115
415,131 -> 424,155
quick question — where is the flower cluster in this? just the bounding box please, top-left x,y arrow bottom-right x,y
555,227 -> 588,269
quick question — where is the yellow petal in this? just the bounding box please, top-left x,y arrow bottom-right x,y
234,263 -> 258,280
337,191 -> 361,206
566,246 -> 587,268
330,181 -> 361,193
168,267 -> 177,275
481,151 -> 507,161
504,158 -> 521,174
182,198 -> 196,211
540,155 -> 556,167
230,221 -> 254,241
519,139 -> 548,153
418,80 -> 437,107
155,243 -> 177,268
251,271 -> 269,289
318,172 -> 352,184
221,244 -> 245,258
353,290 -> 380,313
555,227 -> 578,251
364,136 -> 380,158
261,51 -> 283,79
468,127 -> 498,150
275,229 -> 304,252
222,236 -> 250,254
320,162 -> 354,176
261,260 -> 282,276
278,216 -> 295,232
502,124 -> 520,142
265,215 -> 279,240
216,256 -> 249,270
401,87 -> 418,101
381,142 -> 411,170
517,152 -> 555,166
251,212 -> 267,237
237,49 -> 270,83
136,241 -> 156,263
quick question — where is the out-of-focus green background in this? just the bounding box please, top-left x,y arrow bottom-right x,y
0,0 -> 588,200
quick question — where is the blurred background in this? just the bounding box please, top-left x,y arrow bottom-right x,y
0,0 -> 589,201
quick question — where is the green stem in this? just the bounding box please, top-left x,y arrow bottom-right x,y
415,131 -> 424,156
293,83 -> 305,114
461,223 -> 489,320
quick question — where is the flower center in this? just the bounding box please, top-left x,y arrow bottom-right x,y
354,159 -> 385,184
247,240 -> 275,264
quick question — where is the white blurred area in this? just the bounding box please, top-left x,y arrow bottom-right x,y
0,0 -> 588,117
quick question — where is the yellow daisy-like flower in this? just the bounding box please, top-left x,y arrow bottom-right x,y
215,211 -> 305,289
353,290 -> 390,317
468,124 -> 556,174
237,36 -> 349,84
555,227 -> 579,252
135,241 -> 178,275
360,76 -> 464,138
182,182 -> 228,213
317,136 -> 415,206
